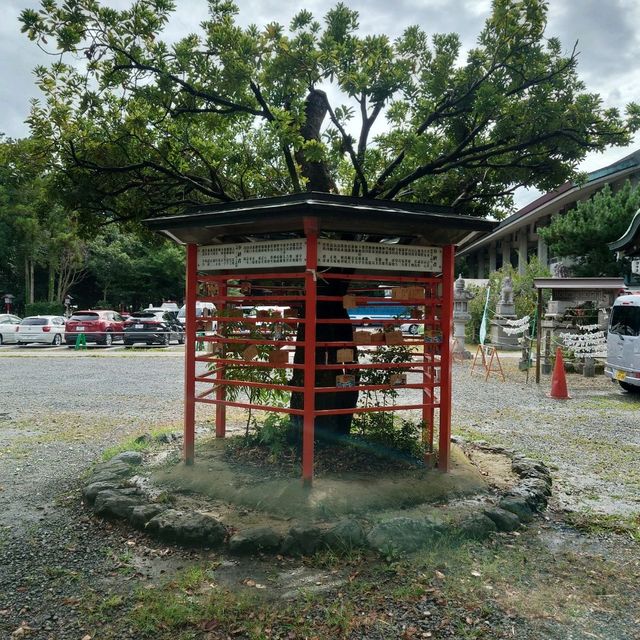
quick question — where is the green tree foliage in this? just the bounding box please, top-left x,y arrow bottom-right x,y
0,135 -> 185,312
538,180 -> 640,276
0,136 -> 85,306
20,0 -> 638,227
85,228 -> 185,309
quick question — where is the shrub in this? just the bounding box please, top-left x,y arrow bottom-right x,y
465,258 -> 550,343
24,301 -> 65,316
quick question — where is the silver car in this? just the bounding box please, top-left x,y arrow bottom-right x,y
17,315 -> 66,346
0,314 -> 22,345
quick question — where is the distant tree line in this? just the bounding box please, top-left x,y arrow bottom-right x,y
0,136 -> 184,314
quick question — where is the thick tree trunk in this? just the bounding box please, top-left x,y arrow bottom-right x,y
289,89 -> 357,441
25,259 -> 35,304
48,263 -> 55,302
290,279 -> 358,441
24,256 -> 30,306
294,89 -> 336,193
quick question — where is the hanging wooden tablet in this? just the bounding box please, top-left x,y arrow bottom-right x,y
242,344 -> 259,361
268,349 -> 289,365
342,294 -> 357,309
336,374 -> 356,387
385,330 -> 404,345
336,348 -> 354,363
392,287 -> 410,300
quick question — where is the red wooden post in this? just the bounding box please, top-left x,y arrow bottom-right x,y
184,243 -> 198,465
438,244 -> 455,472
302,218 -> 318,486
215,279 -> 227,438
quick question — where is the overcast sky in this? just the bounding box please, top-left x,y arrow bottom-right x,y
1,0 -> 639,208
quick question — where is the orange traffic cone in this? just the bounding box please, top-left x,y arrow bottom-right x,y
549,347 -> 570,399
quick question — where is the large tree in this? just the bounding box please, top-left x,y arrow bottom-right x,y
20,0 -> 638,227
538,180 -> 640,277
0,136 -> 85,307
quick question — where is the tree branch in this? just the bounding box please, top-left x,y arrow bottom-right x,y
323,95 -> 369,196
107,44 -> 265,118
68,141 -> 233,202
381,127 -> 596,200
249,81 -> 301,193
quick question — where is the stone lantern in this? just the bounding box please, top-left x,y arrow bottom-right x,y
3,293 -> 14,314
453,275 -> 473,359
490,276 -> 520,349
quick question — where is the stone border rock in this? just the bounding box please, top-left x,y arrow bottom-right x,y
82,441 -> 552,557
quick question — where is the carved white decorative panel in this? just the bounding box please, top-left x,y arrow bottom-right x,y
318,239 -> 442,272
198,238 -> 443,272
198,239 -> 307,270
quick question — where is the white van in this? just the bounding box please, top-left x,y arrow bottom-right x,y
177,302 -> 215,325
605,294 -> 640,393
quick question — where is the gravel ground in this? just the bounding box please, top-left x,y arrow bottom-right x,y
0,350 -> 638,639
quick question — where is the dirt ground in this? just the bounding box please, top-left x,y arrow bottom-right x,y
1,354 -> 638,639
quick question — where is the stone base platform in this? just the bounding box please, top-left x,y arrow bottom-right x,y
82,436 -> 552,557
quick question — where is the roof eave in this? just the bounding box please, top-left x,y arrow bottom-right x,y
608,209 -> 640,252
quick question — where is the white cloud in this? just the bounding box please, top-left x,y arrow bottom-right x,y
1,0 -> 637,209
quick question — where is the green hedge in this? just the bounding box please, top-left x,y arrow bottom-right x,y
24,301 -> 65,316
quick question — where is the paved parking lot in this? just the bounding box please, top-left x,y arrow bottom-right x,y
0,342 -> 185,355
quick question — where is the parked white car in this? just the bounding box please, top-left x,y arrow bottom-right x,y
0,314 -> 22,345
177,302 -> 215,325
17,315 -> 66,346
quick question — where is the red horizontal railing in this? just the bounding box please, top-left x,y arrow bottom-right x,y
195,397 -> 304,415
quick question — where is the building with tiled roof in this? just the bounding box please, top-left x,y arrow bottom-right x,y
457,149 -> 640,277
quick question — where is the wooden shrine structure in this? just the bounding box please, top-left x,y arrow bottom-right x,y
147,193 -> 495,485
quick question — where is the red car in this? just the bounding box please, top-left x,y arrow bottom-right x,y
64,310 -> 126,346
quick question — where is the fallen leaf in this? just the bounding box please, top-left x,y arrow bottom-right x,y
434,570 -> 445,579
201,619 -> 218,631
11,623 -> 33,638
471,571 -> 481,577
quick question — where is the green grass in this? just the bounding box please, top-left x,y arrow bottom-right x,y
78,524 -> 640,640
127,573 -> 260,638
565,511 -> 640,541
0,412 -> 181,460
101,426 -> 181,461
